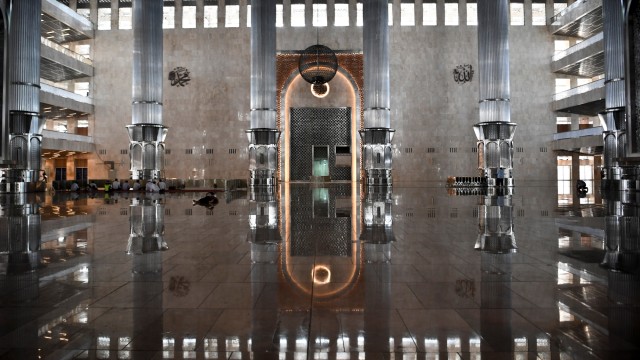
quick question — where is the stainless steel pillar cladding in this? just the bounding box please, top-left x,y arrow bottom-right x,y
360,0 -> 394,187
600,0 -> 628,190
600,191 -> 640,304
1,0 -> 44,193
247,0 -> 279,186
473,0 -> 516,187
628,1 -> 640,160
127,0 -> 167,181
474,188 -> 516,253
247,186 -> 281,264
0,194 -> 42,303
360,186 -> 395,263
475,189 -> 516,351
126,194 -> 168,258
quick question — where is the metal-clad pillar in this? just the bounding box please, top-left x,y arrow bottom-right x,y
0,4 -> 8,168
127,0 -> 168,181
600,190 -> 640,347
360,0 -> 394,187
473,0 -> 516,187
247,0 -> 279,186
1,0 -> 44,193
600,0 -> 627,190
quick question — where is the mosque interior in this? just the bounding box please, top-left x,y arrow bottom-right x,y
2,0 -> 640,359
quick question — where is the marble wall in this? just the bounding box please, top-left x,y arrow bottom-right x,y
88,23 -> 555,184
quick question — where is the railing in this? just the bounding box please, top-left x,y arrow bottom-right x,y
552,78 -> 604,101
550,0 -> 602,24
44,0 -> 94,31
42,129 -> 93,143
40,82 -> 94,105
552,32 -> 603,61
41,37 -> 92,65
553,126 -> 603,141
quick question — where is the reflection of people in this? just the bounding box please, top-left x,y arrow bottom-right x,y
497,167 -> 505,187
41,171 -> 48,183
146,180 -> 160,192
192,192 -> 218,208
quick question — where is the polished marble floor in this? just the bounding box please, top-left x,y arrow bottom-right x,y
0,182 -> 639,359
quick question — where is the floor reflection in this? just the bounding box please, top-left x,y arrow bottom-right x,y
0,184 -> 639,359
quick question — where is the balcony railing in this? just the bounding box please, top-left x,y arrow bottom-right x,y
553,78 -> 604,101
550,0 -> 601,24
41,81 -> 94,105
552,32 -> 603,62
41,37 -> 92,65
553,126 -> 603,141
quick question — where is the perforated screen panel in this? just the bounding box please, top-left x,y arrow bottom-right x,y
290,107 -> 351,181
289,184 -> 352,257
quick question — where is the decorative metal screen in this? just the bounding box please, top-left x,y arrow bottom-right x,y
290,184 -> 352,257
290,107 -> 351,181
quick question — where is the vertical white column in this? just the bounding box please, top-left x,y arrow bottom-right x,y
600,0 -> 627,190
127,0 -> 167,181
361,0 -> 394,187
2,0 -> 43,191
247,0 -> 279,186
473,0 -> 516,188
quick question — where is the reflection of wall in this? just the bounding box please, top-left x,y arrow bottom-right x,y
283,183 -> 361,302
289,108 -> 351,181
289,185 -> 351,256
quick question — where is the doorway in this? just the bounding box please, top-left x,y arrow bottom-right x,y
312,145 -> 329,177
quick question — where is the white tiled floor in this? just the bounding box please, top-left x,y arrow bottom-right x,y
0,182 -> 639,359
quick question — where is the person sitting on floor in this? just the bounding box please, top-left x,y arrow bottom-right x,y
192,192 -> 218,208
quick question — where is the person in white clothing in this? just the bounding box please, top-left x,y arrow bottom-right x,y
112,178 -> 121,190
158,179 -> 167,193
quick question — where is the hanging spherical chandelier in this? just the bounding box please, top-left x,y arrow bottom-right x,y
298,44 -> 338,85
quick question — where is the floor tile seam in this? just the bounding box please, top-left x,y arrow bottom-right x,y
405,283 -> 430,310
192,282 -> 222,309
87,282 -> 130,306
393,308 -> 420,351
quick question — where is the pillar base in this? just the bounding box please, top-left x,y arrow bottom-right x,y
126,124 -> 168,181
0,169 -> 45,193
364,169 -> 392,187
601,164 -> 640,191
475,234 -> 517,254
249,170 -> 277,187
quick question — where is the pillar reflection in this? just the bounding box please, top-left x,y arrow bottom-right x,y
247,185 -> 281,264
601,190 -> 640,347
126,193 -> 166,352
361,185 -> 394,352
0,193 -> 42,358
474,187 -> 520,354
0,193 -> 42,299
